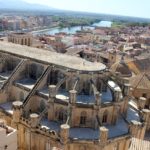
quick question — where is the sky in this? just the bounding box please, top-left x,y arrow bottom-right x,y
24,0 -> 150,18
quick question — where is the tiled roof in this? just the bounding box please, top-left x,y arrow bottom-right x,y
111,61 -> 132,77
128,58 -> 150,74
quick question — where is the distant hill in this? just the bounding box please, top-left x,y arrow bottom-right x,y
0,0 -> 55,11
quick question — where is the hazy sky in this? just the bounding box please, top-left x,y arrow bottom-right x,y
24,0 -> 150,18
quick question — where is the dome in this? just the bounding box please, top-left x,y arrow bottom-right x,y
111,56 -> 132,77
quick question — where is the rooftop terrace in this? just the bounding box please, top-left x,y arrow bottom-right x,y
0,42 -> 106,72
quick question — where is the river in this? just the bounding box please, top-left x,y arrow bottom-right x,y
33,21 -> 112,35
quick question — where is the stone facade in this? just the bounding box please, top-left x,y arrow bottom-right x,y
0,42 -> 147,150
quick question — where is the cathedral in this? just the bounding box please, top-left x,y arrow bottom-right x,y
0,41 -> 148,150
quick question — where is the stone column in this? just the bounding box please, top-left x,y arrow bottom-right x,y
47,100 -> 54,120
112,104 -> 120,124
138,97 -> 147,110
30,113 -> 39,128
142,109 -> 150,131
60,124 -> 70,144
12,101 -> 23,123
123,83 -> 131,96
99,126 -> 108,145
48,85 -> 56,121
129,120 -> 144,139
49,85 -> 56,98
69,90 -> 77,104
114,88 -> 122,102
123,96 -> 129,117
95,91 -> 101,106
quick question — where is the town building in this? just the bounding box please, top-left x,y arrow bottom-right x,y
110,55 -> 150,132
0,119 -> 17,150
8,32 -> 44,49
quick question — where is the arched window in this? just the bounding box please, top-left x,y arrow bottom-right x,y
20,91 -> 24,101
25,39 -> 27,45
102,110 -> 108,123
28,39 -> 30,46
58,108 -> 64,122
58,108 -> 67,123
21,39 -> 24,45
80,111 -> 87,125
58,110 -> 64,121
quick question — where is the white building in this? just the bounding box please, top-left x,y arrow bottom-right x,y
0,119 -> 17,150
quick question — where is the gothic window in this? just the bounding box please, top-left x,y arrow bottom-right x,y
58,108 -> 67,122
28,39 -> 30,46
20,91 -> 24,101
58,108 -> 65,122
21,39 -> 23,45
25,39 -> 27,45
80,111 -> 87,125
58,110 -> 64,121
102,110 -> 108,123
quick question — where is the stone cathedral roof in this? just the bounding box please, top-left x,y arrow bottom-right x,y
0,41 -> 106,72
